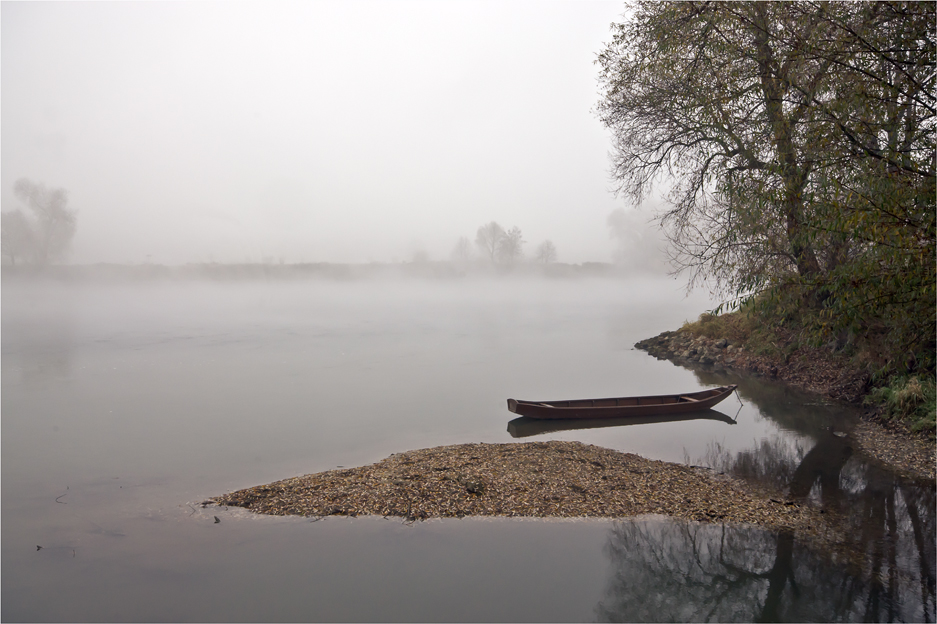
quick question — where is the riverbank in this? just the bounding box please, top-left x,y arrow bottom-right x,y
212,440 -> 836,539
635,329 -> 935,481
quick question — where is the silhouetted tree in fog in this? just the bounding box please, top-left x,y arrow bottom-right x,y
6,178 -> 77,264
475,221 -> 505,262
451,236 -> 473,264
497,226 -> 525,264
534,240 -> 557,263
474,221 -> 527,265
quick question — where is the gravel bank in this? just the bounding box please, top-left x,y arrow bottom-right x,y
212,440 -> 836,538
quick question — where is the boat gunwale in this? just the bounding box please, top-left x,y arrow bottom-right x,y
506,385 -> 738,420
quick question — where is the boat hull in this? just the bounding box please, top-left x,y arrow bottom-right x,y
506,385 -> 737,420
507,408 -> 737,438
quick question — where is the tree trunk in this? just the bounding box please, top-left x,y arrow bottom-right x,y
752,5 -> 822,280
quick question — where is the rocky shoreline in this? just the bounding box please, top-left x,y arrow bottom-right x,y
635,329 -> 935,481
635,330 -> 870,403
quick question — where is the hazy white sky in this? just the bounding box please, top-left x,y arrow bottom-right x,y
2,0 -> 656,265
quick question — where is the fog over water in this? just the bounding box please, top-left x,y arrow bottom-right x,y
2,274 -> 725,488
6,3 -> 934,621
1,1 -> 667,266
4,275 -> 932,622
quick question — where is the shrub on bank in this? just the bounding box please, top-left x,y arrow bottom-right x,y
680,308 -> 795,361
865,376 -> 937,434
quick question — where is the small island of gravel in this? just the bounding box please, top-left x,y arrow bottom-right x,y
212,440 -> 834,538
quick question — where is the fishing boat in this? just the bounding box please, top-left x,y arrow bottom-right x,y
506,385 -> 737,420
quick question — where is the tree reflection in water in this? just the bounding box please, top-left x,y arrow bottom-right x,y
596,371 -> 935,622
598,518 -> 930,622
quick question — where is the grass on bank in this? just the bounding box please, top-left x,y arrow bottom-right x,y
865,376 -> 937,433
681,310 -> 781,356
680,307 -> 936,435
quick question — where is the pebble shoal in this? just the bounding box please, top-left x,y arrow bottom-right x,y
212,440 -> 835,539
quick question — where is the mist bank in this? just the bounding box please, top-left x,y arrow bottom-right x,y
1,260 -> 666,283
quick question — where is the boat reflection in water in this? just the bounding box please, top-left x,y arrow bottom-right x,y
507,409 -> 737,438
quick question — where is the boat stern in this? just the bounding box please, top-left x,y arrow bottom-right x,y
507,398 -> 519,413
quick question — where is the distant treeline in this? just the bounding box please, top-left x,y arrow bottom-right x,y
1,261 -> 628,282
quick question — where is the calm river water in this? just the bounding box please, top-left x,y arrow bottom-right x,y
2,274 -> 934,622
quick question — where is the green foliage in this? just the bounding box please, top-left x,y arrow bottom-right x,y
866,376 -> 937,434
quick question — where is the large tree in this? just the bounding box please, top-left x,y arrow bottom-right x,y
596,1 -> 935,367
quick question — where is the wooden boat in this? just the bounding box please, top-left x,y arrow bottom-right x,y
507,409 -> 737,438
506,385 -> 737,420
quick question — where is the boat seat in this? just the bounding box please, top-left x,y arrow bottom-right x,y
679,396 -> 699,402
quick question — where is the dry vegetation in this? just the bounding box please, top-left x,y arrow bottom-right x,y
212,441 -> 838,540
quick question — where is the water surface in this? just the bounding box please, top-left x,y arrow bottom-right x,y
3,275 -> 933,621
